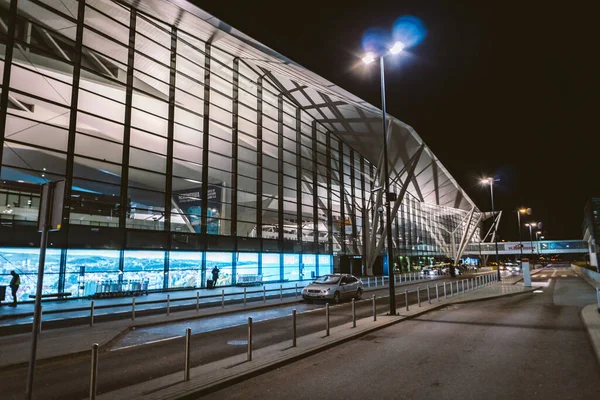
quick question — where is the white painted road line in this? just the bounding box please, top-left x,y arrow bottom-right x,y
561,275 -> 567,278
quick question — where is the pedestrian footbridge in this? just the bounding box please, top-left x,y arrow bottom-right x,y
463,240 -> 587,256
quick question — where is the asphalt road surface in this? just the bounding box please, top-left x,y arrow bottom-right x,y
0,279 -> 456,399
206,264 -> 600,400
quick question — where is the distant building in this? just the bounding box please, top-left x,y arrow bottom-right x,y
583,197 -> 600,268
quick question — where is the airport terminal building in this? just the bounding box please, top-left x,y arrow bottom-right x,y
0,0 -> 486,300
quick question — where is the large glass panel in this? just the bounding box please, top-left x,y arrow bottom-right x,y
205,252 -> 232,286
236,253 -> 259,279
283,254 -> 299,281
301,254 -> 317,281
123,250 -> 165,291
65,249 -> 121,297
261,253 -> 280,282
318,254 -> 333,276
169,251 -> 202,288
0,248 -> 61,301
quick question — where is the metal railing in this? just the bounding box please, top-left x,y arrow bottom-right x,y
6,271 -> 497,337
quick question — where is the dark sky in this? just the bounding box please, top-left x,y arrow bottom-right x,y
194,0 -> 598,240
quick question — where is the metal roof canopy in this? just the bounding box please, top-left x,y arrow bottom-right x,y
46,0 -> 477,211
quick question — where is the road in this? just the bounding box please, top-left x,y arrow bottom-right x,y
1,278 -> 464,399
205,264 -> 600,400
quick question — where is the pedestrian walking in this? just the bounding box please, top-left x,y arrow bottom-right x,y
9,270 -> 20,307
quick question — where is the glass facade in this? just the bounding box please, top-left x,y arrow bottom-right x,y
0,0 -> 481,300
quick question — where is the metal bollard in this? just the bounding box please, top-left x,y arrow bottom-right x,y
450,281 -> 453,296
427,286 -> 431,304
167,294 -> 171,315
372,295 -> 377,321
295,283 -> 298,299
444,282 -> 447,299
394,275 -> 397,285
280,285 -> 283,300
89,343 -> 99,400
132,297 -> 135,320
436,283 -> 439,302
244,287 -> 247,306
263,286 -> 266,303
368,277 -> 370,288
90,301 -> 95,327
596,287 -> 600,307
405,290 -> 409,312
247,317 -> 253,361
417,287 -> 421,307
222,289 -> 225,308
456,281 -> 459,294
352,298 -> 356,327
292,309 -> 297,346
196,291 -> 200,312
375,277 -> 378,287
184,327 -> 191,381
325,303 -> 330,336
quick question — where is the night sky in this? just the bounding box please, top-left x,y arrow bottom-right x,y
194,0 -> 597,241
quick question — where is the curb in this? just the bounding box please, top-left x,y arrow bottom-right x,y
580,304 -> 600,368
99,282 -> 533,399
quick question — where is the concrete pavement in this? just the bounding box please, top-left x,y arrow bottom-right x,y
204,269 -> 600,400
97,273 -> 533,399
0,274 -> 450,369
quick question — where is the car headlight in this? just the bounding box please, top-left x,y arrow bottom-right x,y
321,288 -> 330,294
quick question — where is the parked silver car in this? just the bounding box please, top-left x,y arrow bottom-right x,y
302,274 -> 363,303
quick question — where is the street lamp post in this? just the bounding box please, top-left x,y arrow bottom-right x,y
517,208 -> 528,267
482,178 -> 501,282
525,222 -> 535,256
362,40 -> 405,316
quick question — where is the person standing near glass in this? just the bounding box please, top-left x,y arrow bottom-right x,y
211,266 -> 220,287
9,270 -> 20,307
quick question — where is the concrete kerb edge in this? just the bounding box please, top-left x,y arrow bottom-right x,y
101,283 -> 536,400
580,304 -> 600,368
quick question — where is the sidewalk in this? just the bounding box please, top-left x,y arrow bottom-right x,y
98,277 -> 535,399
0,274 -> 450,369
571,264 -> 600,366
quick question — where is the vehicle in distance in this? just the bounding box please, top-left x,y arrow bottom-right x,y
420,267 -> 438,277
503,261 -> 520,272
302,274 -> 363,303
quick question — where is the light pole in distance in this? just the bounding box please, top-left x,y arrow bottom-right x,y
481,177 -> 501,282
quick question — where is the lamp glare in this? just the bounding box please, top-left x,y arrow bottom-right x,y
362,53 -> 375,64
389,41 -> 405,55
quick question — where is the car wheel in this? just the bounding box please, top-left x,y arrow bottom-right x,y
333,291 -> 341,304
355,288 -> 362,300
